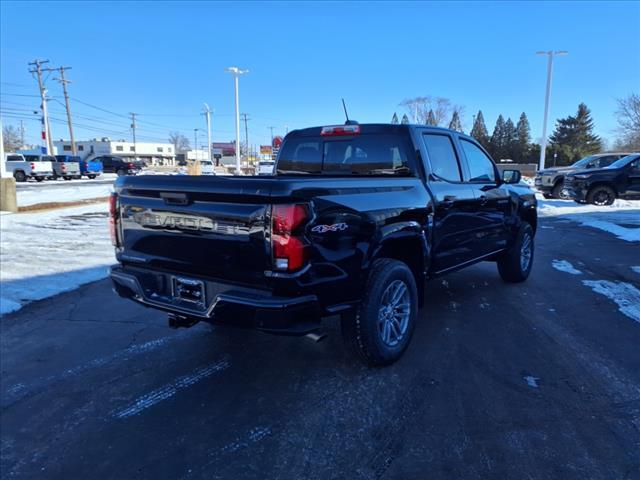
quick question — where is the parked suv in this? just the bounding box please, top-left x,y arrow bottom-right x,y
535,153 -> 631,199
94,156 -> 142,175
563,154 -> 640,205
109,123 -> 537,366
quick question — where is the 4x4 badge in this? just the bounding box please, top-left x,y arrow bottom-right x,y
311,223 -> 348,233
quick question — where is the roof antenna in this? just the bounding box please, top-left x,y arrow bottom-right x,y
342,98 -> 358,125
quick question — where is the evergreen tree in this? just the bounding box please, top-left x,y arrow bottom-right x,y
448,111 -> 463,132
425,109 -> 437,126
503,118 -> 516,160
489,115 -> 506,160
549,103 -> 602,165
514,112 -> 531,162
391,113 -> 399,124
470,110 -> 490,150
401,114 -> 410,125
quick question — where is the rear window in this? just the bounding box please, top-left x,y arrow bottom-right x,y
277,134 -> 412,176
7,155 -> 23,161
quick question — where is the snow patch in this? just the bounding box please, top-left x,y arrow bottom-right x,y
16,183 -> 113,207
551,260 -> 582,275
631,266 -> 640,275
0,204 -> 115,315
523,376 -> 539,388
583,280 -> 640,323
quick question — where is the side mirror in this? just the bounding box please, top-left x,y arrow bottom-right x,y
502,169 -> 521,184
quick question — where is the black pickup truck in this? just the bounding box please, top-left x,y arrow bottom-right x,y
562,153 -> 640,205
109,123 -> 537,365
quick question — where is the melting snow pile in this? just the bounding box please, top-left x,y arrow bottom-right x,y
0,204 -> 115,315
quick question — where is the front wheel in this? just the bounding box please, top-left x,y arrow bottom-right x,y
587,185 -> 616,206
116,169 -> 125,176
497,223 -> 534,283
88,174 -> 96,179
552,182 -> 568,199
341,258 -> 418,366
35,177 -> 44,182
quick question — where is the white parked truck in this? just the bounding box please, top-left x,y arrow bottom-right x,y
4,154 -> 54,182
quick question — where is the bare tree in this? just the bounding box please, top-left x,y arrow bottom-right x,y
399,96 -> 460,126
614,93 -> 640,150
2,125 -> 22,152
168,131 -> 190,152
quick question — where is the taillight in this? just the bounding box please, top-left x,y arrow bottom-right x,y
271,204 -> 309,271
61,164 -> 67,172
30,162 -> 35,169
128,163 -> 134,168
320,125 -> 360,136
84,162 -> 88,169
109,192 -> 119,247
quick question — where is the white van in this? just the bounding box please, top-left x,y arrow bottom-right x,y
257,160 -> 275,176
199,160 -> 215,175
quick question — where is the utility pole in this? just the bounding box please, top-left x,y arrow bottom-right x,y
241,113 -> 250,162
52,66 -> 76,155
536,50 -> 568,171
194,128 -> 199,159
225,66 -> 248,175
130,113 -> 137,161
29,59 -> 54,154
19,120 -> 25,148
203,103 -> 212,162
268,126 -> 275,144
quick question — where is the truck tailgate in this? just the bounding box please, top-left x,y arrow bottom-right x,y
32,162 -> 53,173
115,176 -> 274,286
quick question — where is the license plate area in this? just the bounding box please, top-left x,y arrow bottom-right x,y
172,276 -> 205,307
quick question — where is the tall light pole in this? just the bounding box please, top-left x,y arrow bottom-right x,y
536,50 -> 567,171
194,128 -> 199,160
203,103 -> 212,162
225,66 -> 248,175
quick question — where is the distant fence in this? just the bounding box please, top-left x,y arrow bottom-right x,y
496,163 -> 538,176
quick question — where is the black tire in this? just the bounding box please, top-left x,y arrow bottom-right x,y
64,176 -> 72,181
116,169 -> 125,176
552,182 -> 566,199
88,174 -> 96,180
586,185 -> 616,206
497,223 -> 534,283
13,170 -> 26,182
341,258 -> 418,366
35,177 -> 44,182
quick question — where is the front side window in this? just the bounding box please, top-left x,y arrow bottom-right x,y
422,134 -> 461,182
460,139 -> 496,183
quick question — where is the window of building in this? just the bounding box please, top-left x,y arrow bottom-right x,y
63,145 -> 72,151
460,139 -> 496,183
168,147 -> 172,153
130,146 -> 135,152
115,146 -> 124,152
157,147 -> 163,153
422,134 -> 462,182
78,145 -> 84,151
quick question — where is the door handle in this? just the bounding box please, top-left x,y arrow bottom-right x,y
479,195 -> 488,205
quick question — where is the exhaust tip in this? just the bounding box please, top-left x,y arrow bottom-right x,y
306,331 -> 327,343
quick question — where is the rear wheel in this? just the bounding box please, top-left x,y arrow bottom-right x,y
341,258 -> 418,366
497,223 -> 534,283
64,176 -> 72,181
116,169 -> 125,176
13,171 -> 26,182
88,174 -> 96,180
586,185 -> 616,206
35,177 -> 44,182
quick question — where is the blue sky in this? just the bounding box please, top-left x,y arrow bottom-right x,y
1,1 -> 639,149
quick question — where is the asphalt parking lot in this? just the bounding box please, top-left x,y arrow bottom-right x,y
1,215 -> 639,480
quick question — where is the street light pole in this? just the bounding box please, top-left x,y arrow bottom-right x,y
536,50 -> 567,171
203,103 -> 212,162
194,128 -> 199,160
225,66 -> 248,175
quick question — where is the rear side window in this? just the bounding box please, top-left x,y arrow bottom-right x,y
422,134 -> 461,182
460,139 -> 496,183
277,134 -> 412,176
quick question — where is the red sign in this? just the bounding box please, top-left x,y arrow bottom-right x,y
272,136 -> 283,149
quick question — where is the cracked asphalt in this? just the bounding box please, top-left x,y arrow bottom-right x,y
1,216 -> 639,479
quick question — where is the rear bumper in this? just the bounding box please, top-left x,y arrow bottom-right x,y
109,265 -> 321,335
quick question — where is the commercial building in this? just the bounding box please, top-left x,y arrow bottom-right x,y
54,138 -> 176,166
